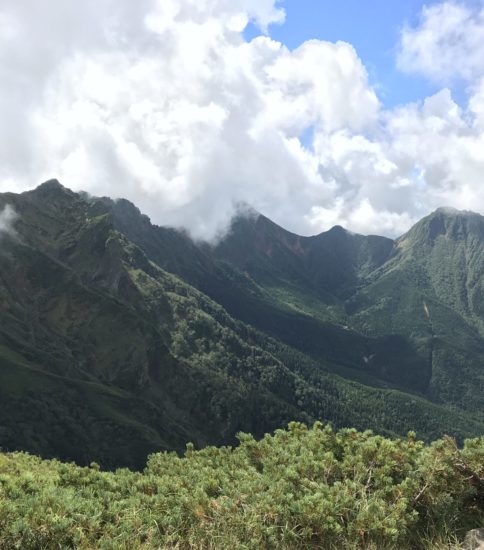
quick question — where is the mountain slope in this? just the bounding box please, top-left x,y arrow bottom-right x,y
102,202 -> 430,392
348,208 -> 484,411
0,181 -> 483,468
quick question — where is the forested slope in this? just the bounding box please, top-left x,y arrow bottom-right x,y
0,180 -> 483,468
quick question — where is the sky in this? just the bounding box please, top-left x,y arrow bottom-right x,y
1,0 -> 484,240
247,0 -> 442,107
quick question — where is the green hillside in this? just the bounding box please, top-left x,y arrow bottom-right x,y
0,180 -> 483,469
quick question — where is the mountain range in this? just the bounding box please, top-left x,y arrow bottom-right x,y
0,180 -> 483,468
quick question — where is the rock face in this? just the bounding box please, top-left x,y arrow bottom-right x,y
464,529 -> 484,550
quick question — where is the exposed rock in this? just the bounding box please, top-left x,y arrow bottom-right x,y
464,529 -> 484,550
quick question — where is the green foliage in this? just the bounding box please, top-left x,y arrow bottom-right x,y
1,183 -> 484,470
0,424 -> 482,549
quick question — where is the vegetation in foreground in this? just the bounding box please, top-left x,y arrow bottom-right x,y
0,423 -> 482,549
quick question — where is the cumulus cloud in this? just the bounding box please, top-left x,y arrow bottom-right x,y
0,0 -> 483,240
398,1 -> 484,83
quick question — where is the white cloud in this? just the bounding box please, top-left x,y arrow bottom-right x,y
398,1 -> 484,83
0,0 -> 379,239
0,205 -> 17,239
309,84 -> 484,232
1,0 -> 484,240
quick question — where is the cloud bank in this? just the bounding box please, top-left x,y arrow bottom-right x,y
0,0 -> 484,239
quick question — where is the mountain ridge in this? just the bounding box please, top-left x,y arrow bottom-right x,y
0,180 -> 482,468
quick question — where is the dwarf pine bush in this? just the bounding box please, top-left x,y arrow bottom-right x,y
0,423 -> 482,549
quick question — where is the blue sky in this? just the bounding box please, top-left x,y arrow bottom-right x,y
245,0 -> 471,108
